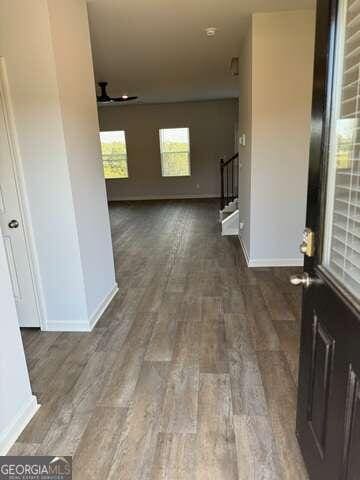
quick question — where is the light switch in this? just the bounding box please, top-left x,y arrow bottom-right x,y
239,134 -> 246,146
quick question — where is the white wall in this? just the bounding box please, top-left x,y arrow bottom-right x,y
238,21 -> 253,257
98,99 -> 238,200
238,10 -> 315,266
47,0 -> 116,319
0,233 -> 38,454
0,0 -> 116,330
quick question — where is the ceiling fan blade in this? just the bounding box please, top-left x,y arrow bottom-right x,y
96,82 -> 138,103
112,96 -> 138,102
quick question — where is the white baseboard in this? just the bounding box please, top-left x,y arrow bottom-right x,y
247,258 -> 304,267
238,234 -> 251,264
44,321 -> 93,332
88,283 -> 119,330
45,283 -> 119,332
108,194 -> 220,201
0,395 -> 39,455
238,235 -> 303,267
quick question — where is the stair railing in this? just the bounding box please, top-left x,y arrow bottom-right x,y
220,153 -> 239,210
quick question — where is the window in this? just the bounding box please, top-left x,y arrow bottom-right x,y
100,131 -> 128,179
323,0 -> 360,299
159,127 -> 191,177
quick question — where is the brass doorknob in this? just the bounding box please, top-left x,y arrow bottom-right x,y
299,242 -> 307,254
290,273 -> 312,288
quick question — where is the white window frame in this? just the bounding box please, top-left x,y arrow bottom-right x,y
322,0 -> 360,300
159,127 -> 191,177
100,130 -> 129,179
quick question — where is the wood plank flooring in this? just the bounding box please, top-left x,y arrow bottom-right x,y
12,199 -> 308,479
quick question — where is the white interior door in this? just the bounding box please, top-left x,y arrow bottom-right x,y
0,79 -> 40,328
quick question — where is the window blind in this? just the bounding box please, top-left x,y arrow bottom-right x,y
325,0 -> 360,298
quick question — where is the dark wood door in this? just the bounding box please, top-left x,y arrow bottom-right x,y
296,0 -> 360,479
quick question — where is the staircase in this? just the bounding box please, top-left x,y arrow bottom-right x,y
219,153 -> 240,236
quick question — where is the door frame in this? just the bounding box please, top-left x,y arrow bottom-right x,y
0,57 -> 44,330
304,0 -> 336,265
303,0 -> 359,312
297,0 -> 360,475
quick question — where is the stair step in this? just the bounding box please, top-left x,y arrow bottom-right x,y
221,209 -> 239,236
219,210 -> 234,222
219,198 -> 239,222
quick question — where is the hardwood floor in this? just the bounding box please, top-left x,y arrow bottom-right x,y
12,199 -> 308,479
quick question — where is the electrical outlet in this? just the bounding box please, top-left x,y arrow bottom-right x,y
196,183 -> 200,189
239,222 -> 244,230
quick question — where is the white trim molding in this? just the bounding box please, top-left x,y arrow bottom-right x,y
45,321 -> 96,332
108,194 -> 220,201
0,395 -> 39,455
238,236 -> 304,267
238,235 -> 251,265
88,283 -> 119,330
247,258 -> 304,267
44,283 -> 119,332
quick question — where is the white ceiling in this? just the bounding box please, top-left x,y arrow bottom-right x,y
87,0 -> 315,104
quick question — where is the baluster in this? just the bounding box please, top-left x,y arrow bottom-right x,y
232,159 -> 234,201
237,158 -> 238,199
226,165 -> 229,206
220,159 -> 225,210
219,155 -> 240,211
236,157 -> 238,199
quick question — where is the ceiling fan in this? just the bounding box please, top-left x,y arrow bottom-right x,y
96,81 -> 138,104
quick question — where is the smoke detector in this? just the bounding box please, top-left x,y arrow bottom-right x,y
205,27 -> 218,37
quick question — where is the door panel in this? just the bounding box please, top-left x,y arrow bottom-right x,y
297,280 -> 359,479
0,184 -> 21,300
4,235 -> 21,300
307,314 -> 334,458
343,364 -> 360,480
0,64 -> 40,328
